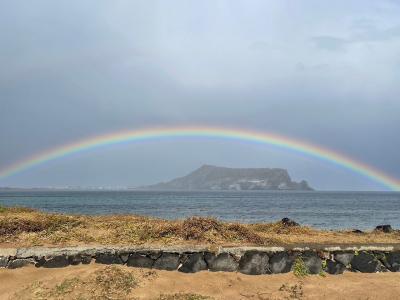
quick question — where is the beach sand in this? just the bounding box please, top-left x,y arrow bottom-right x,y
1,263 -> 400,300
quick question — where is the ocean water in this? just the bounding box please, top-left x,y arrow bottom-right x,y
0,190 -> 399,230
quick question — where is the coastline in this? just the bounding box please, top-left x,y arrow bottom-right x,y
1,206 -> 400,299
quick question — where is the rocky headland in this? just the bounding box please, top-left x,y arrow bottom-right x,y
143,165 -> 313,191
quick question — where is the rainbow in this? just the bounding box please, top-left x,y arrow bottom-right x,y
0,126 -> 399,190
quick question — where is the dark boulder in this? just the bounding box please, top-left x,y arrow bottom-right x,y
326,260 -> 345,275
153,253 -> 180,271
238,251 -> 269,275
68,255 -> 82,266
334,253 -> 354,267
386,252 -> 400,272
0,257 -> 7,268
205,252 -> 238,272
7,259 -> 33,269
34,257 -> 46,267
40,255 -> 70,268
375,225 -> 393,233
147,251 -> 162,260
118,252 -> 130,263
270,252 -> 294,274
351,252 -> 381,273
68,254 -> 92,265
81,255 -> 92,264
95,253 -> 123,265
179,253 -> 207,273
301,252 -> 322,274
281,218 -> 299,227
127,253 -> 154,268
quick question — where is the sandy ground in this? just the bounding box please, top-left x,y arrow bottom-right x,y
1,264 -> 400,300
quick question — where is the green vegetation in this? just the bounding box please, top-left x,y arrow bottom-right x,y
321,260 -> 327,269
293,257 -> 309,277
319,260 -> 327,277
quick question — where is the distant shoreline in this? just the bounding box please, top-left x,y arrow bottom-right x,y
1,187 -> 398,192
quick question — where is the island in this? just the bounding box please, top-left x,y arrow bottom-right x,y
142,164 -> 313,191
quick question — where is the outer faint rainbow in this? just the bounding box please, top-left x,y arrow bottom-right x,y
0,126 -> 399,190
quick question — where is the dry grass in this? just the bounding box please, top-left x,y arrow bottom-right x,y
0,214 -> 81,235
13,265 -> 141,300
0,205 -> 399,248
181,217 -> 266,245
12,265 -> 212,300
6,263 -> 400,300
249,221 -> 314,235
158,293 -> 213,300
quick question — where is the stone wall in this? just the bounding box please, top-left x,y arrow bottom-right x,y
1,246 -> 399,275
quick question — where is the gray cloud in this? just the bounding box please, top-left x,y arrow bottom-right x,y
0,0 -> 399,190
312,21 -> 400,51
311,36 -> 348,51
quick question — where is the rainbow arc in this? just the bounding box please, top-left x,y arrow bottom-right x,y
0,126 -> 399,190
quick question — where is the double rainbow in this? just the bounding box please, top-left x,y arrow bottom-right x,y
0,126 -> 399,190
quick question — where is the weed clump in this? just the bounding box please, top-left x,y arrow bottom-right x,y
94,265 -> 138,297
181,217 -> 267,245
224,223 -> 265,245
181,217 -> 222,240
158,293 -> 213,300
293,257 -> 309,277
250,221 -> 312,235
279,283 -> 304,299
52,278 -> 81,297
13,266 -> 139,300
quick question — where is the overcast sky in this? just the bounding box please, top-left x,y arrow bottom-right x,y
1,0 -> 399,190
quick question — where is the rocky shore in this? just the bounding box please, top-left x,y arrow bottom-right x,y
1,245 -> 399,275
1,206 -> 400,278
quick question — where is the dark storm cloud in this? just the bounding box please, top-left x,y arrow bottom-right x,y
0,0 -> 399,190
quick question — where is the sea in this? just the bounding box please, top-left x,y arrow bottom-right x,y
0,190 -> 399,230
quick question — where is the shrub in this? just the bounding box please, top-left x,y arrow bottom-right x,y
181,217 -> 222,240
